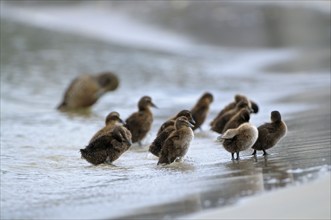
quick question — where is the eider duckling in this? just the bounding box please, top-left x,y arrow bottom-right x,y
80,125 -> 132,165
222,108 -> 251,133
89,111 -> 125,143
125,96 -> 157,146
252,111 -> 287,156
191,92 -> 214,131
57,72 -> 119,110
211,100 -> 252,134
150,110 -> 195,157
210,94 -> 246,126
158,116 -> 195,165
210,94 -> 258,126
218,122 -> 258,160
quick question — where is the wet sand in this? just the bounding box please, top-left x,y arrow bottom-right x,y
184,172 -> 330,219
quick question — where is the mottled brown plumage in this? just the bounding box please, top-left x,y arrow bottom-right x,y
158,116 -> 194,165
211,100 -> 251,134
218,122 -> 258,160
149,125 -> 176,157
80,125 -> 132,165
57,72 -> 119,110
89,111 -> 124,144
150,110 -> 195,157
125,96 -> 157,145
252,111 -> 287,155
191,92 -> 214,131
222,108 -> 251,134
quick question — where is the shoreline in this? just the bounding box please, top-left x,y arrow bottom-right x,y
181,87 -> 331,219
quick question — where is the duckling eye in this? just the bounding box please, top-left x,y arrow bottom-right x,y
100,77 -> 111,86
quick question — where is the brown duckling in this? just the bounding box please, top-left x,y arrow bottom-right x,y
150,110 -> 195,157
158,116 -> 195,165
211,100 -> 252,134
210,94 -> 258,126
222,108 -> 251,133
252,111 -> 287,156
57,72 -> 119,110
80,125 -> 132,165
218,122 -> 258,160
191,92 -> 214,131
125,96 -> 157,146
210,94 -> 246,126
89,111 -> 125,143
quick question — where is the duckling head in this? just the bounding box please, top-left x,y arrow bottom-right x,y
96,72 -> 119,92
234,94 -> 247,103
271,111 -> 282,123
176,110 -> 196,126
138,96 -> 158,110
105,111 -> 125,125
200,92 -> 214,103
251,101 -> 259,113
175,116 -> 195,130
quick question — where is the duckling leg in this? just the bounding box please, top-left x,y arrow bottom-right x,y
252,150 -> 257,155
138,141 -> 143,147
263,150 -> 268,156
235,152 -> 240,160
231,153 -> 235,160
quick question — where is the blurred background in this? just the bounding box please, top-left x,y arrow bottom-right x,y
1,1 -> 330,219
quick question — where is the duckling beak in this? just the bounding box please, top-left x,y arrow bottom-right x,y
150,102 -> 158,109
188,121 -> 195,128
126,139 -> 133,146
119,118 -> 126,125
189,118 -> 196,126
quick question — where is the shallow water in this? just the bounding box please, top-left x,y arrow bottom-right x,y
1,3 -> 330,219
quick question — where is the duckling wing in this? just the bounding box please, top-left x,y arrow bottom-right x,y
150,126 -> 175,156
158,132 -> 181,164
85,135 -> 113,152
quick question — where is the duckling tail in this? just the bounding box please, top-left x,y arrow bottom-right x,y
57,102 -> 66,111
80,149 -> 87,159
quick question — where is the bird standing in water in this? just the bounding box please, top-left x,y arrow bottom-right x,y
158,116 -> 195,165
191,92 -> 214,131
149,110 -> 195,157
125,96 -> 157,146
80,125 -> 132,165
252,111 -> 287,156
218,122 -> 258,160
